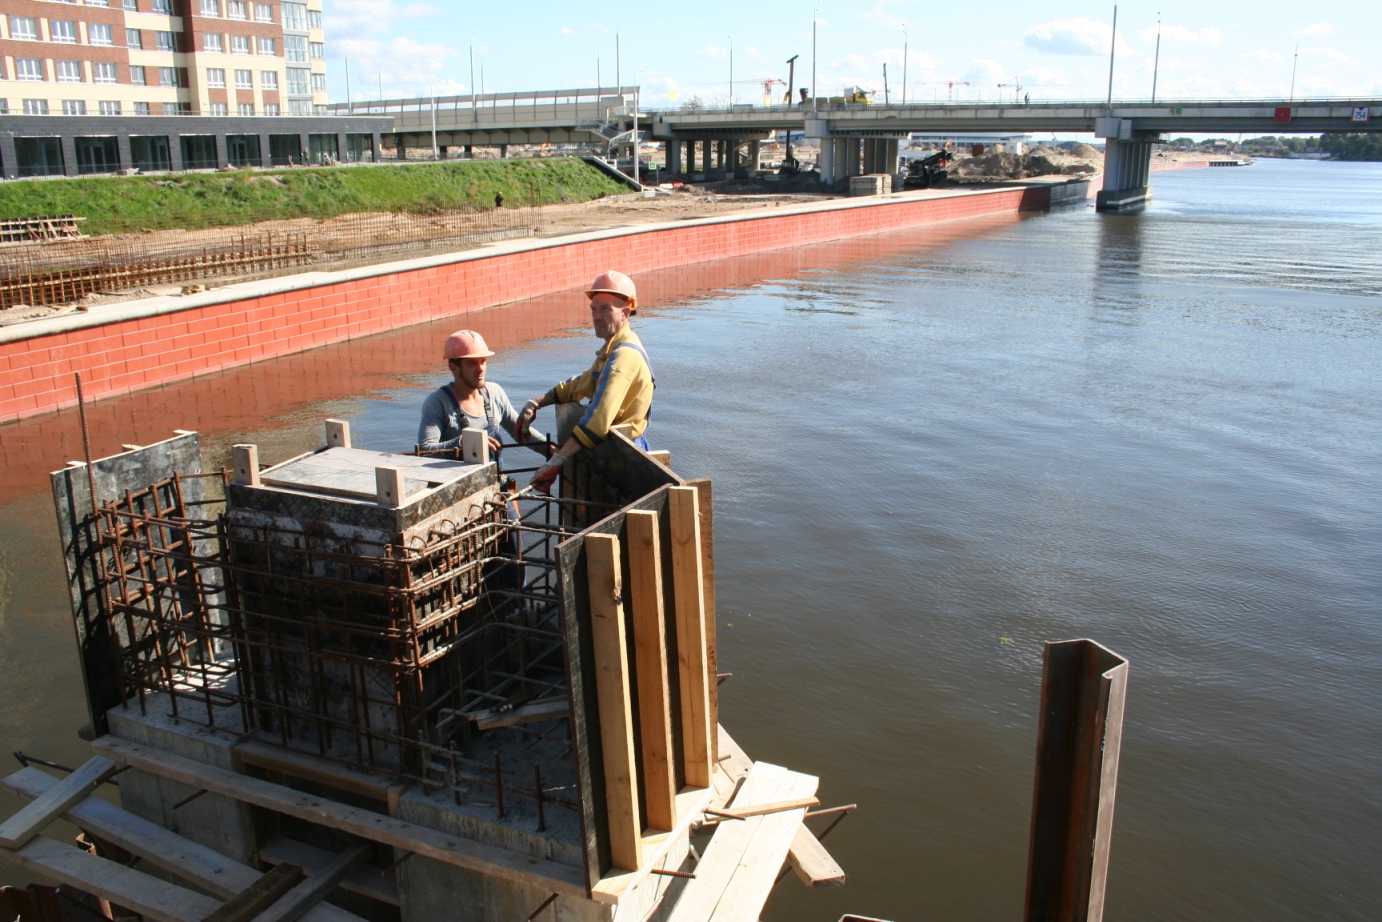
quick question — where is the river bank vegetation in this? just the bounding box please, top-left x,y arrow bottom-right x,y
0,158 -> 628,235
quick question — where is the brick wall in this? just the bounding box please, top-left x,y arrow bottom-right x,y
0,185 -> 1048,426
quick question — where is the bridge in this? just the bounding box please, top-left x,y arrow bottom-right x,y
330,91 -> 1380,211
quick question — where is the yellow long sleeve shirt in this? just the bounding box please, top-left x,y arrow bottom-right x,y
548,326 -> 654,449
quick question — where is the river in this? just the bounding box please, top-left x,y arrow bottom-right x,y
1,157 -> 1379,920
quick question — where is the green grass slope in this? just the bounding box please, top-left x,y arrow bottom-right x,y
0,159 -> 629,235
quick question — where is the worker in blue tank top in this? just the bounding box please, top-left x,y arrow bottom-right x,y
516,270 -> 655,492
417,329 -> 551,460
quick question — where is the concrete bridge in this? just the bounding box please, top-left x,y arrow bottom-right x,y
330,91 -> 1380,211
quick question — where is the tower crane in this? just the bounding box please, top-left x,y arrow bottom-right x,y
919,80 -> 971,102
997,79 -> 1060,104
688,78 -> 786,106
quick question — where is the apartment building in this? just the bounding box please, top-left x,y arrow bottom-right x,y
0,0 -> 388,177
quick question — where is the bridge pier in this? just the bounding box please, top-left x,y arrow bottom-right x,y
1095,119 -> 1157,212
667,140 -> 681,175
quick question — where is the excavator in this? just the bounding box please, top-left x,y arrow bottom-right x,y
902,149 -> 954,188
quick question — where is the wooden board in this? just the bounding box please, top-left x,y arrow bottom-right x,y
669,487 -> 712,788
586,534 -> 643,873
626,510 -> 677,832
686,479 -> 720,765
256,843 -> 373,922
0,756 -> 118,850
204,863 -> 305,922
260,447 -> 477,501
667,762 -> 818,922
1,767 -> 366,922
786,825 -> 847,889
8,835 -> 221,922
90,736 -> 587,898
260,836 -> 399,906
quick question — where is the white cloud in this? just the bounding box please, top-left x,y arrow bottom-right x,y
1293,22 -> 1334,37
860,4 -> 903,31
1024,18 -> 1112,56
327,0 -> 434,42
699,44 -> 729,61
1240,50 -> 1284,62
1303,46 -> 1351,62
399,3 -> 437,16
1139,25 -> 1223,46
743,46 -> 766,61
560,26 -> 576,36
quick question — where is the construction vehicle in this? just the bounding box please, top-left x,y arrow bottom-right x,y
903,149 -> 954,188
843,85 -> 874,105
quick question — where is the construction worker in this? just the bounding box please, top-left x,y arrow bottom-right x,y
418,329 -> 551,460
517,270 -> 654,492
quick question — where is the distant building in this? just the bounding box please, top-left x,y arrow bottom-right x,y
0,0 -> 388,177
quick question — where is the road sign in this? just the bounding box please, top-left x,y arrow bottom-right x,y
1352,106 -> 1371,123
1274,107 -> 1292,123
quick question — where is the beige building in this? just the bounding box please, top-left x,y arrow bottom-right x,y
0,0 -> 327,119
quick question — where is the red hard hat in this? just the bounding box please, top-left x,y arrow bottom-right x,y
585,270 -> 637,303
443,330 -> 495,360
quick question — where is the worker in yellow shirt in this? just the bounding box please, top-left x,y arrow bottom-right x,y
516,270 -> 654,492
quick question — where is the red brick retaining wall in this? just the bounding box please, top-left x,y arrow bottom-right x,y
0,185 -> 1050,425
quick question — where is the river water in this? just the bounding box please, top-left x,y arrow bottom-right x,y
1,158 -> 1378,920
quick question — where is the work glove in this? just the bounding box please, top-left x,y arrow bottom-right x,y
530,454 -> 566,494
515,399 -> 541,442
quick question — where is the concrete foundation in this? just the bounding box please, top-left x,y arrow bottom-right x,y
1096,137 -> 1155,212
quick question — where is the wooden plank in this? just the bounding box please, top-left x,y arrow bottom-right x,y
667,763 -> 817,922
589,785 -> 716,905
89,736 -> 587,898
256,843 -> 373,922
705,796 -> 819,820
687,479 -> 720,764
469,697 -> 571,731
232,444 -> 261,486
261,836 -> 399,906
0,756 -> 117,850
461,428 -> 490,466
668,486 -> 712,788
7,835 -> 220,922
786,825 -> 847,889
1,768 -> 365,922
324,419 -> 352,450
375,466 -> 407,507
585,533 -> 644,873
233,741 -> 404,807
626,510 -> 677,832
648,450 -> 672,467
203,863 -> 305,922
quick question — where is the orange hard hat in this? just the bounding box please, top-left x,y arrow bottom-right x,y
585,270 -> 637,304
443,330 -> 495,361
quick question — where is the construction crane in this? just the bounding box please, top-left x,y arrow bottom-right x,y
919,80 -> 971,102
997,79 -> 1060,104
688,78 -> 786,106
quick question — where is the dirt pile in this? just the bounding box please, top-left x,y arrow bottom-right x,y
950,145 -> 1102,180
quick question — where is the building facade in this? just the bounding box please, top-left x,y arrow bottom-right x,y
0,0 -> 382,177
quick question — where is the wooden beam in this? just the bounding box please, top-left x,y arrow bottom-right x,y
232,444 -> 261,486
89,736 -> 587,898
786,825 -> 847,889
374,466 -> 406,507
203,863 -> 305,922
648,450 -> 672,467
626,510 -> 677,832
256,843 -> 373,922
7,835 -> 221,922
585,533 -> 644,872
687,479 -> 720,764
1,768 -> 364,921
0,756 -> 118,850
461,428 -> 490,465
469,697 -> 571,731
324,419 -> 352,450
260,836 -> 398,907
703,796 -> 819,820
668,486 -> 712,788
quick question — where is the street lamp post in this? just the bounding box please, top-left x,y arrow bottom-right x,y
728,35 -> 733,106
469,33 -> 477,127
1151,12 -> 1161,103
811,1 -> 818,114
902,23 -> 908,106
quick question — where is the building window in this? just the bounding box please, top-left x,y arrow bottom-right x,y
281,2 -> 305,30
233,68 -> 252,88
284,35 -> 306,62
8,17 -> 38,41
260,69 -> 277,89
159,65 -> 177,86
100,100 -> 121,114
263,102 -> 279,115
129,64 -> 146,85
206,67 -> 225,87
209,101 -> 227,115
152,0 -> 172,13
16,58 -> 45,82
0,101 -> 8,115
50,21 -> 78,44
134,100 -> 150,115
24,98 -> 50,115
286,67 -> 308,95
89,23 -> 114,46
200,0 -> 220,16
93,61 -> 117,83
88,0 -> 110,6
56,60 -> 83,83
227,0 -> 247,19
155,31 -> 176,51
62,99 -> 86,115
124,0 -> 138,10
311,72 -> 325,93
203,33 -> 223,52
254,4 -> 273,24
237,102 -> 254,115
126,28 -> 142,48
231,34 -> 250,54
256,36 -> 275,56
309,41 -> 324,61
289,98 -> 309,115
164,101 -> 190,115
307,9 -> 321,29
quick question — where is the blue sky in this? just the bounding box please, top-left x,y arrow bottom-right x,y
323,1 -> 1380,109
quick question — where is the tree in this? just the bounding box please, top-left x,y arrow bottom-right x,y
1320,132 -> 1382,161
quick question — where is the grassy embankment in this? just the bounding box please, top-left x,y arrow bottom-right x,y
0,159 -> 628,236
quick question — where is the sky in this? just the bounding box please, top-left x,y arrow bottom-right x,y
323,1 -> 1381,111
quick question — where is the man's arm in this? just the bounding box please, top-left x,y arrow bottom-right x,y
417,389 -> 459,451
489,385 -> 551,454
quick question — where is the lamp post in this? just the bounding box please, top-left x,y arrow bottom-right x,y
430,83 -> 438,160
728,35 -> 733,106
469,33 -> 477,127
1105,4 -> 1117,107
902,23 -> 907,105
811,0 -> 818,114
595,44 -> 600,88
1289,44 -> 1298,101
1151,12 -> 1161,103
